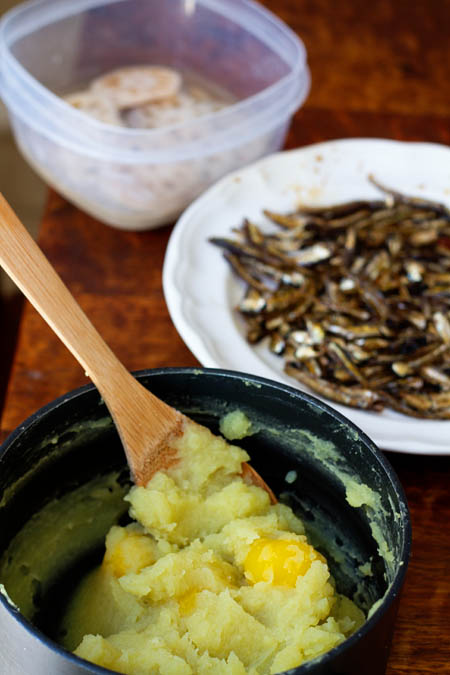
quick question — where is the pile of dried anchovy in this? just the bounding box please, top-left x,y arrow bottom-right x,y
210,177 -> 450,418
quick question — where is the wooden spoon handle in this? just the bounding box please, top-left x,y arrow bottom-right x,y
0,193 -> 128,391
0,194 -> 178,479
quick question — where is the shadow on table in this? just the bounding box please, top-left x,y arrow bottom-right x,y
0,291 -> 24,419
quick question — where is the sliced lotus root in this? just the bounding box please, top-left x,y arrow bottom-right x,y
123,92 -> 225,128
90,66 -> 182,109
64,91 -> 123,125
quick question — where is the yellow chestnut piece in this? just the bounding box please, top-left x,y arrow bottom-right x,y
103,534 -> 156,578
244,538 -> 326,586
178,590 -> 198,616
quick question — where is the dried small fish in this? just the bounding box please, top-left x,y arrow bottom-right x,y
420,366 -> 450,389
324,209 -> 372,229
294,243 -> 333,266
210,178 -> 450,418
270,332 -> 286,355
328,341 -> 367,385
246,319 -> 267,344
263,209 -> 312,229
242,219 -> 266,246
239,288 -> 266,314
355,337 -> 390,351
306,319 -> 325,344
392,343 -> 449,377
225,254 -> 268,293
340,277 -> 356,292
285,363 -> 383,410
291,199 -> 385,218
265,287 -> 306,313
409,228 -> 438,247
365,250 -> 390,281
342,342 -> 371,362
281,271 -> 305,287
369,175 -> 450,217
294,345 -> 317,360
406,311 -> 427,330
325,323 -> 385,340
288,330 -> 312,346
433,311 -> 450,344
405,261 -> 424,282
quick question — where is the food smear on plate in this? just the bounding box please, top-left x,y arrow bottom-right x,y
60,419 -> 364,674
210,177 -> 450,419
64,65 -> 234,127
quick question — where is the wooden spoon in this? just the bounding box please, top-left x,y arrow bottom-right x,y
0,194 -> 276,501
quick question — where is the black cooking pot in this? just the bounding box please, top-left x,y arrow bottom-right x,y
0,367 -> 410,675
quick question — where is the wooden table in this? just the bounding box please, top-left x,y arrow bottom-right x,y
1,0 -> 450,672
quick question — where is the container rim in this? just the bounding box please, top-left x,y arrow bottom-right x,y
0,0 -> 309,161
0,66 -> 310,163
0,366 -> 411,674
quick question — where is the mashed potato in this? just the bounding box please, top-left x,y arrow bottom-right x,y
62,420 -> 364,674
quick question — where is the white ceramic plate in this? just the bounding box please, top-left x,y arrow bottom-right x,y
163,138 -> 450,454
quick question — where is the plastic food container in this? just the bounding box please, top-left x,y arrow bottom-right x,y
0,0 -> 310,231
0,368 -> 410,674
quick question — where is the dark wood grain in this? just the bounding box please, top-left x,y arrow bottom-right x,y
1,0 -> 450,672
262,0 -> 450,116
